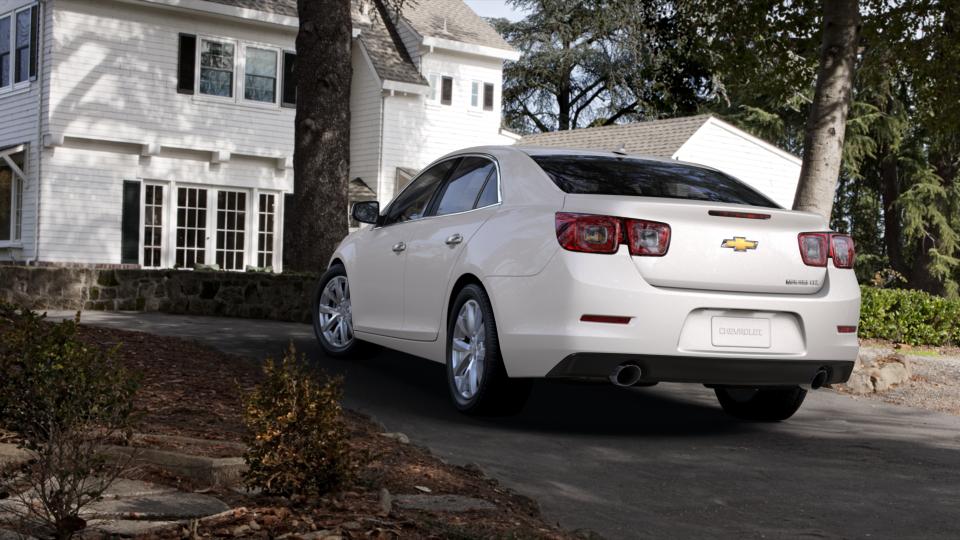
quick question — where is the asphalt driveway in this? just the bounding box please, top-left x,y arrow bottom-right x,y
50,311 -> 960,539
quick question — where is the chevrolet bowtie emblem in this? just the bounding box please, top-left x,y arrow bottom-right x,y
721,236 -> 759,252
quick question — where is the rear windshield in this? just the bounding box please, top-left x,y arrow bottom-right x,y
531,155 -> 779,208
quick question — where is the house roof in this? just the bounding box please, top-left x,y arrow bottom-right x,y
349,177 -> 378,201
399,0 -> 514,52
199,0 -> 426,86
518,115 -> 714,159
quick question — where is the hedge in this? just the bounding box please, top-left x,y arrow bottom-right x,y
858,286 -> 960,346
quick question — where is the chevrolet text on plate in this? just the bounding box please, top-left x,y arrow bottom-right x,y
311,146 -> 860,421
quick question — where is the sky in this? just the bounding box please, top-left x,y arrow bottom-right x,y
462,0 -> 528,21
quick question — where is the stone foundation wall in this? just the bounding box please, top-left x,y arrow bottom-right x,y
0,266 -> 318,323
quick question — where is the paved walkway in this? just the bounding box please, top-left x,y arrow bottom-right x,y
51,311 -> 960,539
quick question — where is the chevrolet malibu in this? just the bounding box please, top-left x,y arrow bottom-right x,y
313,146 -> 860,421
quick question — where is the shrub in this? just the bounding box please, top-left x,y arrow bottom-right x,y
859,286 -> 960,346
243,344 -> 355,497
0,305 -> 140,540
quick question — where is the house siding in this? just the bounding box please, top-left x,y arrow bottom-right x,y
0,0 -> 50,263
349,42 -> 383,198
673,120 -> 801,209
379,49 -> 511,202
36,0 -> 298,267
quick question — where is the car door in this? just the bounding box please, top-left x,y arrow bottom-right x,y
350,159 -> 455,338
401,156 -> 501,341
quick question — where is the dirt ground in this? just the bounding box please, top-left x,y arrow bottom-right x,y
70,324 -> 579,539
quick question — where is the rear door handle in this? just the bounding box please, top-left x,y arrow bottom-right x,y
445,233 -> 463,246
392,242 -> 406,253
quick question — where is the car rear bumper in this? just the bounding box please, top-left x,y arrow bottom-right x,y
486,247 -> 861,380
547,354 -> 855,386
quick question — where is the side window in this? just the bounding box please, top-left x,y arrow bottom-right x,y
382,159 -> 456,226
475,168 -> 499,208
433,157 -> 494,216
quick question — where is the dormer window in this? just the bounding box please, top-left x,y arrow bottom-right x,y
199,39 -> 235,98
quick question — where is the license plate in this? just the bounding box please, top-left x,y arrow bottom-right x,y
711,317 -> 771,348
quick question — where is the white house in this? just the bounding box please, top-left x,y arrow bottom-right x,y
519,115 -> 802,209
0,0 -> 518,271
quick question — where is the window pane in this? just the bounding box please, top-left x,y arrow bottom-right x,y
0,17 -> 10,87
471,81 -> 479,107
245,48 -> 277,102
428,74 -> 438,101
216,190 -> 247,270
531,155 -> 780,208
476,172 -> 499,208
383,159 -> 455,225
435,157 -> 494,216
483,83 -> 494,110
200,40 -> 234,97
14,10 -> 28,83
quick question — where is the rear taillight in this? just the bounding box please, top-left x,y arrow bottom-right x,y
798,232 -> 855,269
830,234 -> 856,269
625,219 -> 671,256
556,213 -> 671,256
556,213 -> 620,254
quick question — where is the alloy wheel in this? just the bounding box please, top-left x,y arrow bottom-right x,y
317,275 -> 353,349
451,299 -> 486,399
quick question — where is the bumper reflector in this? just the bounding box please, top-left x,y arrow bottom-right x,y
837,325 -> 858,334
581,315 -> 632,324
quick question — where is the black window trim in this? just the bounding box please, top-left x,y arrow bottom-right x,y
376,153 -> 502,228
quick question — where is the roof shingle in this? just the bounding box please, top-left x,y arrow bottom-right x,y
518,115 -> 713,159
399,0 -> 513,51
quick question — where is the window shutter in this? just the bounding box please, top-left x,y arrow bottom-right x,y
281,51 -> 296,108
29,6 -> 39,80
440,76 -> 453,105
177,33 -> 196,95
483,83 -> 494,111
121,181 -> 141,265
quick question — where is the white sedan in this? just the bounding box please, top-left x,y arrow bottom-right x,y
313,147 -> 861,421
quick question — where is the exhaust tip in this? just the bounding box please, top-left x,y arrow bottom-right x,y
811,368 -> 830,390
610,364 -> 643,387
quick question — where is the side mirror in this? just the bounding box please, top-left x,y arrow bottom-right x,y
351,200 -> 380,225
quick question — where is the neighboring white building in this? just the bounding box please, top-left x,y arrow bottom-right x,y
519,115 -> 802,209
0,0 -> 517,271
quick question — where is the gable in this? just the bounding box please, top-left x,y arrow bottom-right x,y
399,0 -> 514,52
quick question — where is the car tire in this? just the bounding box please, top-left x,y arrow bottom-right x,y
714,386 -> 807,422
312,264 -> 369,358
446,284 -> 531,415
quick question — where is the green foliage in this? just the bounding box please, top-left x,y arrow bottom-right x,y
859,286 -> 960,346
0,304 -> 140,540
0,305 -> 139,448
243,345 -> 355,497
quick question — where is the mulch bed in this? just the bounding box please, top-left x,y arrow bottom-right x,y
68,323 -> 577,539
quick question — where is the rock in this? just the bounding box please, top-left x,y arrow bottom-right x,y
82,492 -> 230,520
299,530 -> 335,540
378,488 -> 392,516
414,485 -> 432,493
232,524 -> 251,536
395,494 -> 496,513
380,432 -> 410,444
844,370 -> 874,394
874,361 -> 910,392
342,521 -> 362,530
87,519 -> 183,536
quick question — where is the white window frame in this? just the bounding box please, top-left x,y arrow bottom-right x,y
196,36 -> 238,102
194,34 -> 283,109
139,182 -> 166,268
0,144 -> 26,247
240,43 -> 281,107
469,80 -> 481,109
147,182 -> 282,272
255,191 -> 279,270
427,72 -> 440,103
0,4 -> 36,95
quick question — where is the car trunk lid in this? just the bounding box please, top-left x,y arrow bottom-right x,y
562,195 -> 829,294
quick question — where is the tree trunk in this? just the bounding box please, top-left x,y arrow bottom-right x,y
879,146 -> 906,275
284,0 -> 353,273
792,0 -> 861,220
